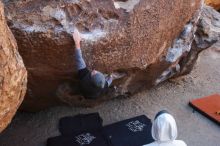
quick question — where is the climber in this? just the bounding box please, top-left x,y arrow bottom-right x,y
73,28 -> 114,99
143,110 -> 187,146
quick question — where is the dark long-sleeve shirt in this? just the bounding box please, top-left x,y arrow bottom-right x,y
75,48 -> 112,86
75,48 -> 112,99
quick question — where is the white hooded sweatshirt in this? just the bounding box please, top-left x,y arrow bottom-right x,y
143,113 -> 187,146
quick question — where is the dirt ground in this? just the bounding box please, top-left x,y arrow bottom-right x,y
0,47 -> 220,146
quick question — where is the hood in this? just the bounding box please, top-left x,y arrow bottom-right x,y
151,113 -> 178,142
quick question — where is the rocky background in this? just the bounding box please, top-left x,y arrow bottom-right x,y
0,1 -> 27,133
206,0 -> 220,10
3,0 -> 204,111
0,0 -> 220,133
0,27 -> 220,146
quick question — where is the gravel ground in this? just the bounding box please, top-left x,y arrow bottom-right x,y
0,49 -> 220,146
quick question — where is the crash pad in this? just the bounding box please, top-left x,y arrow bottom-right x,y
59,113 -> 103,135
47,131 -> 109,146
48,114 -> 153,146
189,94 -> 220,125
103,115 -> 154,146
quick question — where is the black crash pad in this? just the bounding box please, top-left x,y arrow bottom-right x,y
47,130 -> 109,146
103,115 -> 154,146
48,114 -> 153,146
59,113 -> 103,135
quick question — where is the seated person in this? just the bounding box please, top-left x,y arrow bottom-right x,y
143,110 -> 187,146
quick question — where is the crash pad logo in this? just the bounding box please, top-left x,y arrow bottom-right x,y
75,133 -> 96,145
126,120 -> 146,132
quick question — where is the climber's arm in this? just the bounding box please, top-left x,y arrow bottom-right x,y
73,28 -> 86,70
106,75 -> 113,87
105,72 -> 127,87
73,29 -> 90,79
75,48 -> 86,71
75,48 -> 89,80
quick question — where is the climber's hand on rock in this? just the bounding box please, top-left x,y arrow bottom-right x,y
73,28 -> 81,49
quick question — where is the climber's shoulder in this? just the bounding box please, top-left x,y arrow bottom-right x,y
78,68 -> 90,80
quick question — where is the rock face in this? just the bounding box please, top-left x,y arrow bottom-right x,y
3,0 -> 204,111
0,2 -> 27,132
175,5 -> 220,77
205,0 -> 220,10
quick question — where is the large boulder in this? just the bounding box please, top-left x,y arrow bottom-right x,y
0,2 -> 27,132
3,0 -> 203,111
205,0 -> 220,10
174,5 -> 220,77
